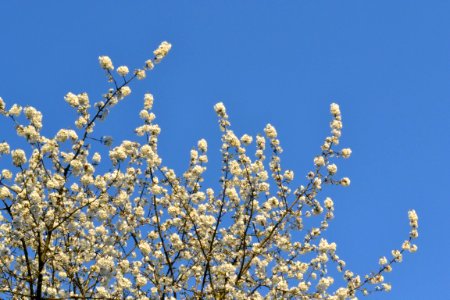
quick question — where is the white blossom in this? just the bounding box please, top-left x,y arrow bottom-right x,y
198,138 -> 208,152
264,123 -> 277,139
11,149 -> 27,166
341,148 -> 352,158
117,65 -> 129,76
153,41 -> 172,62
98,55 -> 114,70
340,177 -> 351,186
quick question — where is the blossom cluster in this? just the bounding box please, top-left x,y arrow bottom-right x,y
0,42 -> 417,300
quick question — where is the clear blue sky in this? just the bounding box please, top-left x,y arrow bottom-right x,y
0,1 -> 448,299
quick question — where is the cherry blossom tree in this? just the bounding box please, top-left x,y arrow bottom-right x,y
0,42 -> 418,300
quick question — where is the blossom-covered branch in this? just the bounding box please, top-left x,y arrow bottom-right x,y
0,41 -> 418,300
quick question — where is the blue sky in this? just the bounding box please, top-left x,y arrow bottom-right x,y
0,1 -> 449,299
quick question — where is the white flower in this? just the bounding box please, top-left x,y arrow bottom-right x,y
58,271 -> 67,279
214,102 -> 226,116
55,129 -> 69,142
379,256 -> 388,265
317,276 -> 334,292
78,93 -> 90,106
314,156 -> 325,167
408,209 -> 419,227
136,275 -> 147,287
330,103 -> 341,115
153,41 -> 172,62
198,139 -> 208,152
382,283 -> 392,292
11,149 -> 27,166
135,69 -> 146,80
284,170 -> 294,181
75,116 -> 87,128
135,206 -> 144,217
145,59 -> 154,70
117,66 -> 129,76
0,142 -> 10,154
327,163 -> 337,174
23,106 -> 42,129
264,124 -> 277,139
96,286 -> 110,297
117,276 -> 132,289
97,209 -> 108,220
392,249 -> 402,262
8,104 -> 22,116
341,148 -> 352,158
335,287 -> 349,298
144,93 -> 154,110
1,169 -> 12,180
139,241 -> 151,256
119,86 -> 131,97
324,197 -> 334,209
96,256 -> 115,275
98,55 -> 114,70
331,120 -> 342,130
118,260 -> 130,272
240,134 -> 253,145
340,177 -> 351,187
298,282 -> 309,292
92,152 -> 101,164
67,130 -> 78,141
0,187 -> 12,199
